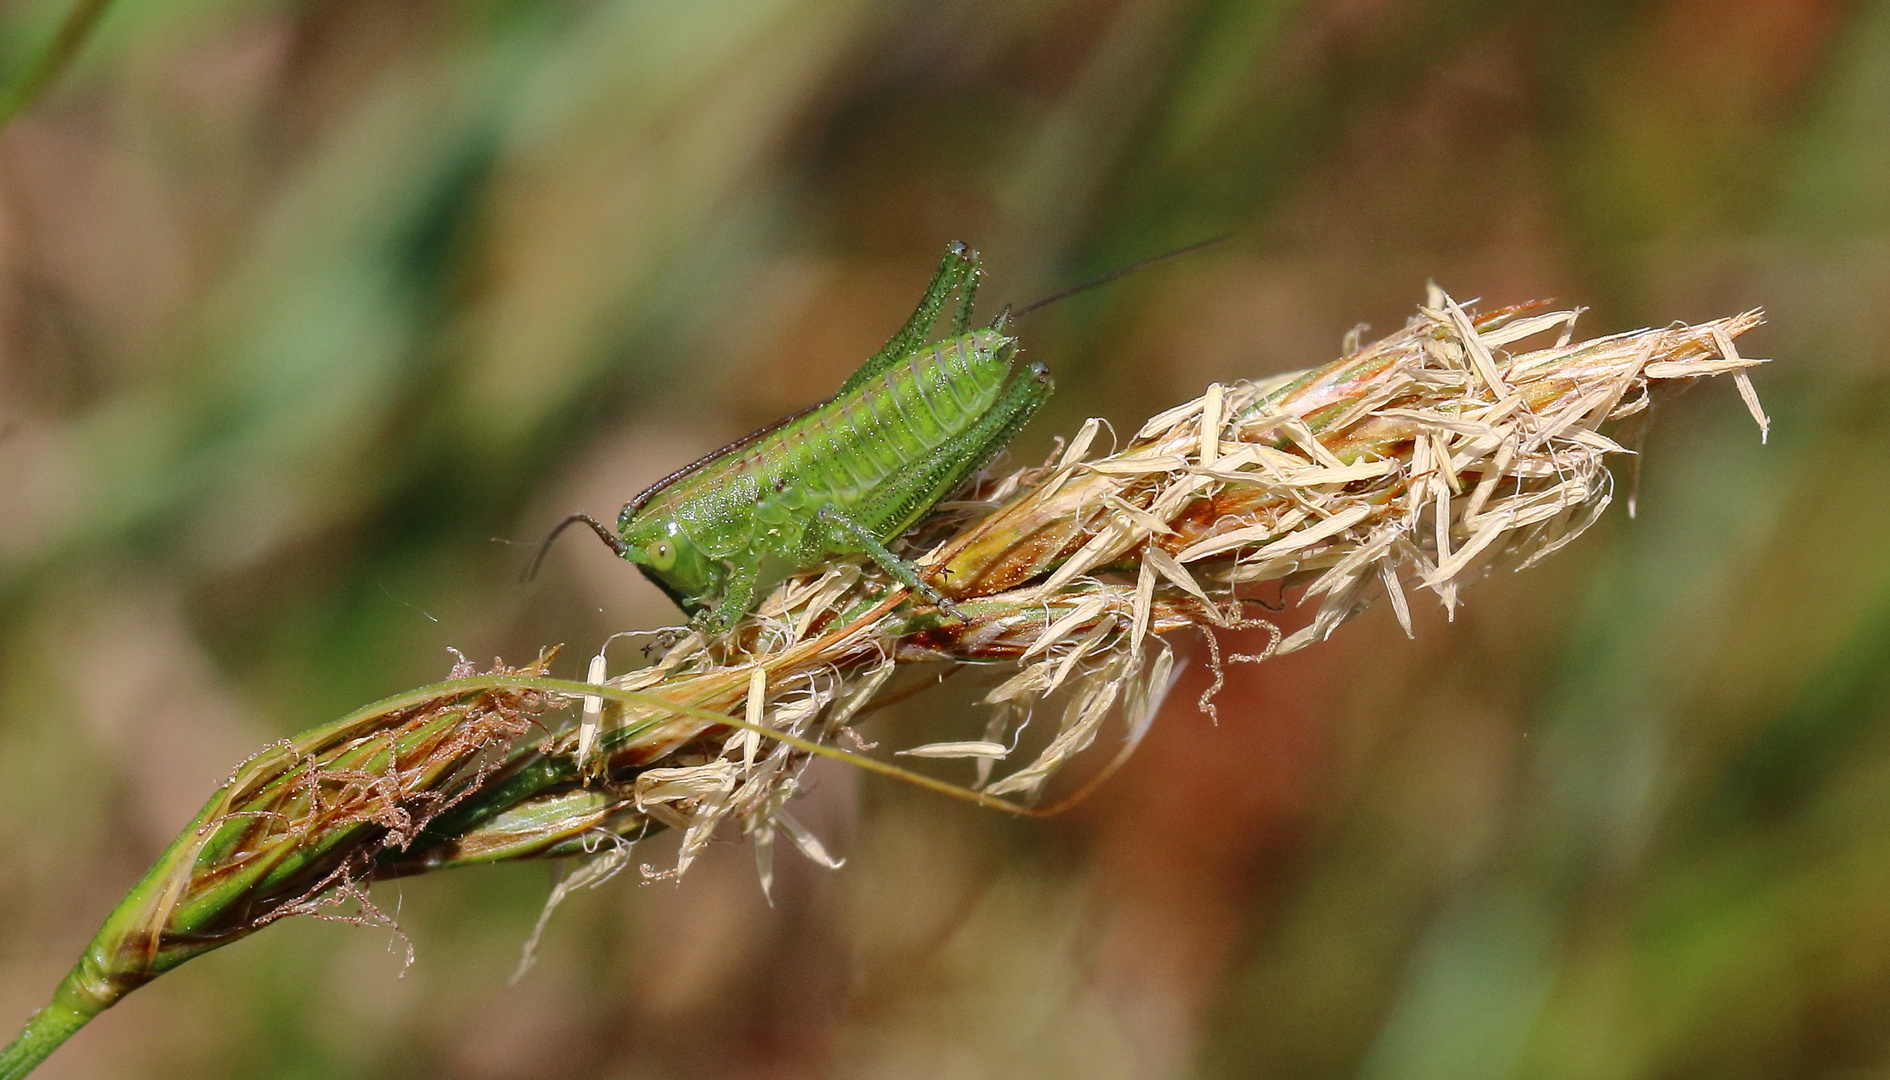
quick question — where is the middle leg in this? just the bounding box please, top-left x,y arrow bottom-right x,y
815,503 -> 965,620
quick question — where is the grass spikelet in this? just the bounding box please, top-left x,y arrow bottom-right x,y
2,291 -> 1769,1078
579,293 -> 1769,819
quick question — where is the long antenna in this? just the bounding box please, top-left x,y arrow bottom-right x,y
525,513 -> 627,582
1007,233 -> 1235,321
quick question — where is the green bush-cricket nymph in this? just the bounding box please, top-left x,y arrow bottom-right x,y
535,242 -> 1051,633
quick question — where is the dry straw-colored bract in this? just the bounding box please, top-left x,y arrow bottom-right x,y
1,290 -> 1769,1078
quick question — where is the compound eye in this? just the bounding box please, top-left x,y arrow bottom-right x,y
648,538 -> 677,572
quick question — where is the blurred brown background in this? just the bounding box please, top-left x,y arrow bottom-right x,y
0,0 -> 1880,1076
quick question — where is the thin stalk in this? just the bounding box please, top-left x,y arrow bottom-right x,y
469,675 -> 1053,816
0,995 -> 91,1080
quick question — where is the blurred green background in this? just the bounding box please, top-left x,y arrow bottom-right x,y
0,0 -> 1878,1076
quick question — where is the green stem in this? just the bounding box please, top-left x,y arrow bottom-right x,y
0,0 -> 118,129
0,991 -> 98,1080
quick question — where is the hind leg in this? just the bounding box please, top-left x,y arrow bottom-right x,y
852,360 -> 1054,542
838,242 -> 981,396
813,363 -> 1052,618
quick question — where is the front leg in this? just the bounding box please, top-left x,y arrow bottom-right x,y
696,558 -> 760,635
815,504 -> 965,621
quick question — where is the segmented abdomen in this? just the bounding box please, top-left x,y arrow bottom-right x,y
766,329 -> 1013,501
631,329 -> 1015,540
